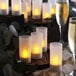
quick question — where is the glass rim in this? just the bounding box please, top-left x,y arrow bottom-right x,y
36,26 -> 47,30
50,42 -> 62,47
19,35 -> 30,38
31,31 -> 42,35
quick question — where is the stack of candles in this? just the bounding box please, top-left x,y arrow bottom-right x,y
0,0 -> 9,15
19,28 -> 63,73
0,0 -> 56,22
19,27 -> 47,62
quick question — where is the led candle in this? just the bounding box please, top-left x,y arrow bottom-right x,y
26,0 -> 31,16
50,6 -> 56,16
48,0 -> 56,17
36,27 -> 47,52
31,32 -> 42,59
22,1 -> 28,22
42,3 -> 51,22
11,0 -> 22,15
50,42 -> 62,72
32,0 -> 42,19
19,35 -> 31,63
0,0 -> 9,15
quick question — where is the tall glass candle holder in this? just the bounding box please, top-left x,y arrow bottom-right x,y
50,42 -> 62,72
36,27 -> 47,52
0,0 -> 9,15
11,0 -> 22,15
48,0 -> 56,18
31,32 -> 42,59
42,3 -> 51,22
26,0 -> 31,16
22,1 -> 28,22
32,0 -> 42,19
19,35 -> 31,63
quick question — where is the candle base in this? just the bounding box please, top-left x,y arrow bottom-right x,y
50,65 -> 62,72
42,18 -> 51,23
0,10 -> 8,15
20,58 -> 31,63
12,11 -> 20,15
32,54 -> 42,59
32,16 -> 41,19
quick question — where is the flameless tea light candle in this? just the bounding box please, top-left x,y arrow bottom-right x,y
48,0 -> 56,17
26,0 -> 31,16
50,6 -> 56,16
36,27 -> 47,52
50,42 -> 62,72
42,3 -> 51,21
0,0 -> 9,15
11,0 -> 22,15
22,1 -> 28,22
22,11 -> 28,21
19,35 -> 31,63
22,0 -> 31,16
32,0 -> 42,19
31,32 -> 42,59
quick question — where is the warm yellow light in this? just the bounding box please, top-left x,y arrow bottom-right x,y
20,49 -> 29,58
1,3 -> 6,9
22,11 -> 28,19
32,45 -> 40,54
43,13 -> 50,19
50,56 -> 60,66
42,40 -> 45,48
14,4 -> 19,11
27,6 -> 31,12
51,7 -> 56,15
33,9 -> 40,16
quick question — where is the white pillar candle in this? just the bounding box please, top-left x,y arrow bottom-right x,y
42,3 -> 51,22
50,42 -> 62,72
22,1 -> 28,22
31,32 -> 42,59
0,0 -> 9,15
11,0 -> 22,15
32,0 -> 42,19
19,35 -> 31,63
48,0 -> 56,17
36,27 -> 47,52
26,0 -> 31,16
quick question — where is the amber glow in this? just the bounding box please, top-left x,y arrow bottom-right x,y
22,11 -> 28,19
50,56 -> 61,65
1,3 -> 6,9
51,7 -> 56,15
27,6 -> 31,12
42,40 -> 45,48
43,12 -> 50,19
13,4 -> 19,11
20,49 -> 30,59
33,9 -> 40,16
32,45 -> 40,54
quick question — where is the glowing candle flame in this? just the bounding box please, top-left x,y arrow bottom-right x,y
33,9 -> 40,16
43,12 -> 50,19
32,45 -> 40,54
14,4 -> 19,11
50,56 -> 61,66
20,49 -> 29,58
22,11 -> 28,19
1,3 -> 6,9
